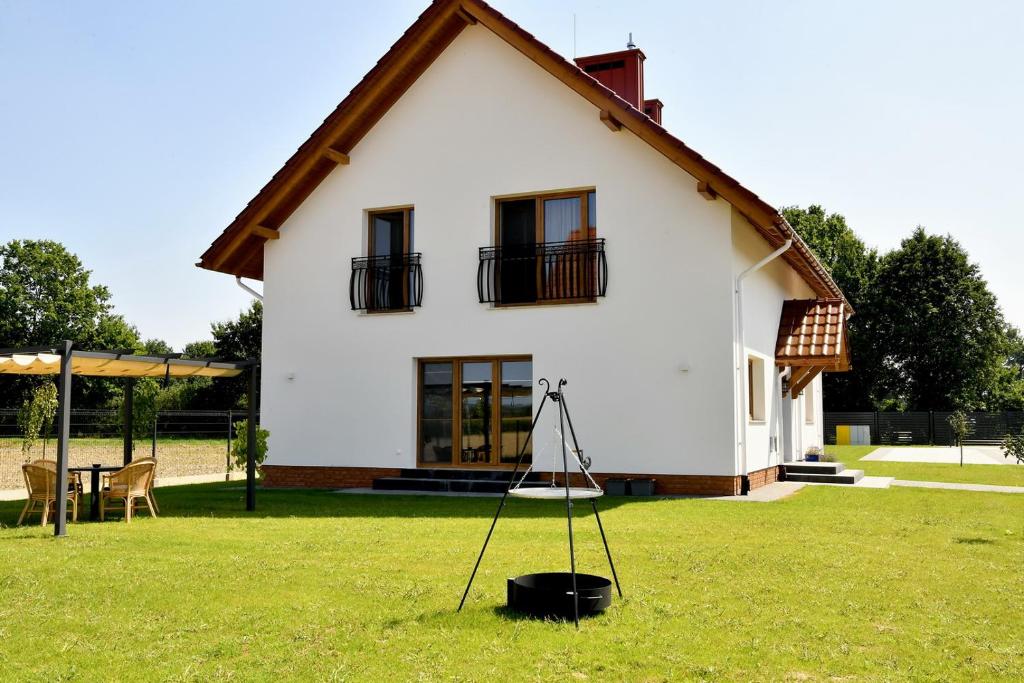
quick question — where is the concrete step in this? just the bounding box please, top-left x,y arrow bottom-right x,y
785,462 -> 846,475
785,469 -> 864,485
398,468 -> 542,482
373,477 -> 511,494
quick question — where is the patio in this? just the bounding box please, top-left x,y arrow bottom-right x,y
863,445 -> 1019,466
0,343 -> 259,534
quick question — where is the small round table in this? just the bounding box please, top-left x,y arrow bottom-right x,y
68,465 -> 121,521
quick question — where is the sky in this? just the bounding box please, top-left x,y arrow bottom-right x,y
1,0 -> 1022,349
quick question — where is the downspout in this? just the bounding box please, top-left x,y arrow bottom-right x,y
235,276 -> 264,302
734,239 -> 791,491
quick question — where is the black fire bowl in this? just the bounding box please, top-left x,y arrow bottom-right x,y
506,572 -> 612,620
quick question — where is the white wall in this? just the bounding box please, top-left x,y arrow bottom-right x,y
258,25 -> 809,478
730,209 -> 818,473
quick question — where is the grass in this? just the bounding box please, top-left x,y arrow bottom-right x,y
827,445 -> 1024,487
1,483 -> 1023,681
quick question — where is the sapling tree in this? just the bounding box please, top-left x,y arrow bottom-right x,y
947,411 -> 969,467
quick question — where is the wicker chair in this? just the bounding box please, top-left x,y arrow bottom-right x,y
31,459 -> 83,495
100,460 -> 157,522
18,464 -> 79,526
127,456 -> 160,514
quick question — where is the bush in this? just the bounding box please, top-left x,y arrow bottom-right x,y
231,419 -> 269,472
1003,430 -> 1024,465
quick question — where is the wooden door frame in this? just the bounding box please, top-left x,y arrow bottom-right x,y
415,354 -> 532,469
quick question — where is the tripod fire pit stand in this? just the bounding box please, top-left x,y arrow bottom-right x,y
457,378 -> 623,627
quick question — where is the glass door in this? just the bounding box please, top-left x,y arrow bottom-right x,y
459,362 -> 493,465
369,208 -> 413,310
497,199 -> 537,304
418,357 -> 532,467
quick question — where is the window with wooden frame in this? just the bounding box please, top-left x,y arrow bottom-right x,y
351,207 -> 420,312
484,189 -> 605,305
417,356 -> 533,467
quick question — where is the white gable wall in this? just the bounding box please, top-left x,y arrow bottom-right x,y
258,24 -> 804,478
731,208 -> 824,473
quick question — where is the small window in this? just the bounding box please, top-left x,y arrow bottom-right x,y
804,383 -> 814,424
747,356 -> 765,422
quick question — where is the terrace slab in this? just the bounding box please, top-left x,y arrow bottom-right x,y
863,446 -> 1016,466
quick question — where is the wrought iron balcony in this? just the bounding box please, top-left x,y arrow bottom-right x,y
477,239 -> 607,305
350,253 -> 423,312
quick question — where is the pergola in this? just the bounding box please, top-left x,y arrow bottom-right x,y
0,342 -> 259,536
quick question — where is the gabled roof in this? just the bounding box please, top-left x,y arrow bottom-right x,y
197,0 -> 848,311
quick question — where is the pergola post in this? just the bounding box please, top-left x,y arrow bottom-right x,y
53,340 -> 73,537
246,363 -> 259,511
123,378 -> 134,466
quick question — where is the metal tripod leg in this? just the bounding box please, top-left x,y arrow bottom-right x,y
561,393 -> 623,598
557,383 -> 580,628
457,388 -> 550,612
590,499 -> 622,597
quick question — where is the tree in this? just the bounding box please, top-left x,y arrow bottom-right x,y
184,303 -> 262,409
783,206 -> 881,409
869,228 -> 1006,410
183,340 -> 217,359
142,338 -> 174,356
0,240 -> 141,407
782,205 -> 878,307
211,301 -> 262,362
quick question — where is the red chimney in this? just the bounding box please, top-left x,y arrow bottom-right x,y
643,98 -> 664,125
574,48 -> 646,110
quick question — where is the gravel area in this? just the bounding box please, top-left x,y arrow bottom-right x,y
0,438 -> 230,491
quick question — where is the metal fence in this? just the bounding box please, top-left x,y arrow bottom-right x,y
824,411 -> 1024,446
0,408 -> 255,491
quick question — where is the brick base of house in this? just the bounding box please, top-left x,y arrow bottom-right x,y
745,465 -> 783,492
261,465 -> 402,489
262,464 -> 785,496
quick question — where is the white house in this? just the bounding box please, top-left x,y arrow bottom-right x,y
199,0 -> 851,495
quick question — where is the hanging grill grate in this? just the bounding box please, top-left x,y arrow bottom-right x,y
457,378 -> 623,626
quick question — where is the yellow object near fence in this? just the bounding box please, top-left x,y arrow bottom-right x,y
836,425 -> 851,445
835,424 -> 871,445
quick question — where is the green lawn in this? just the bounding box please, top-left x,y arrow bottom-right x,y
827,445 -> 1024,487
1,484 -> 1022,681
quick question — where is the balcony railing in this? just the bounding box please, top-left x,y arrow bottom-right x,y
477,239 -> 607,305
350,253 -> 423,312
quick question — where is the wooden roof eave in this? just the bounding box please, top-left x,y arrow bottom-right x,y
199,0 -> 471,275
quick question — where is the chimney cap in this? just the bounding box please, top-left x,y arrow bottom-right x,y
627,32 -> 636,50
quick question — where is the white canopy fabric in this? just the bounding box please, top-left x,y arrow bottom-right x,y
0,352 -> 245,378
